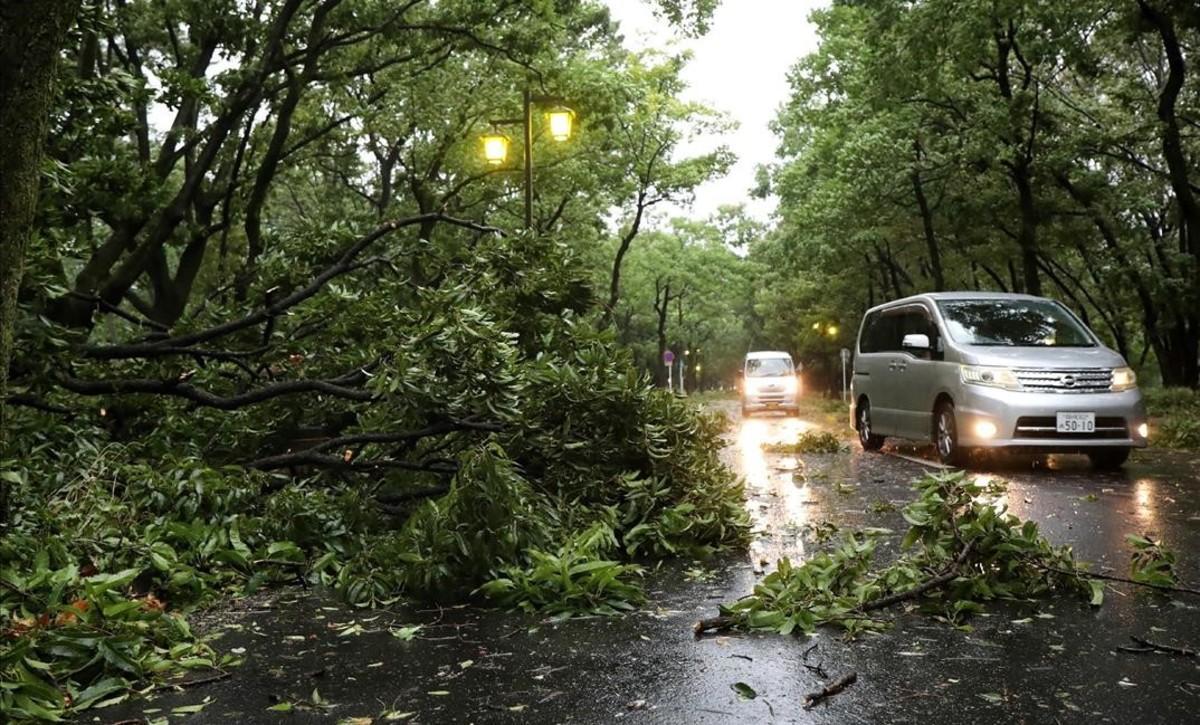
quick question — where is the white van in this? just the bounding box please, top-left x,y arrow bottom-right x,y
741,351 -> 800,416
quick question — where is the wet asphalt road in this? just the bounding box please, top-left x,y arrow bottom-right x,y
98,399 -> 1200,724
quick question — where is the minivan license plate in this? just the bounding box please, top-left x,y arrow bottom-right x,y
1056,412 -> 1095,433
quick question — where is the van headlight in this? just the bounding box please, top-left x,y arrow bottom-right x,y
1111,366 -> 1137,392
960,365 -> 1022,390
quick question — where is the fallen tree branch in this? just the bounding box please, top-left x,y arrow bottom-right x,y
5,394 -> 78,418
59,370 -> 376,409
246,418 -> 501,470
83,213 -> 503,360
860,538 -> 976,613
692,542 -> 976,637
1035,563 -> 1200,597
803,671 -> 857,709
253,452 -> 459,474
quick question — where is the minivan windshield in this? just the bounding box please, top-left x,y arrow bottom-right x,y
746,358 -> 792,377
936,299 -> 1095,347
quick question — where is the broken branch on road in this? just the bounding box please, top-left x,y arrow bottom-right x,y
803,671 -> 857,709
696,471 -> 1101,638
1119,635 -> 1198,657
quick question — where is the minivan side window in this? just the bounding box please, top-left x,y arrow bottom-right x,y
893,306 -> 939,357
861,305 -> 939,354
871,305 -> 938,353
859,312 -> 884,353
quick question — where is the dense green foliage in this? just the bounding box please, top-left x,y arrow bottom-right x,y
719,472 -> 1098,637
609,212 -> 765,389
0,0 -> 750,719
753,0 -> 1200,388
1143,387 -> 1200,449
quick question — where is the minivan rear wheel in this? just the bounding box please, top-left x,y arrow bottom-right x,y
934,402 -> 968,467
857,401 -> 885,451
1088,447 -> 1130,470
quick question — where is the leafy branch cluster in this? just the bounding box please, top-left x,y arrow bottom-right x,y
762,430 -> 844,454
713,472 -> 1096,638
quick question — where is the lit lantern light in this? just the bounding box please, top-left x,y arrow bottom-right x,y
812,322 -> 821,330
547,108 -> 574,141
481,133 -> 510,165
827,325 -> 839,337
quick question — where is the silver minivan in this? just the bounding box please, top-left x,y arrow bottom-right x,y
849,292 -> 1148,469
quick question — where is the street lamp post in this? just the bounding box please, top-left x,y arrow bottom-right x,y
481,90 -> 575,230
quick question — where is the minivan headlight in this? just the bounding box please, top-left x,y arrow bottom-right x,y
960,365 -> 1022,390
1111,366 -> 1137,392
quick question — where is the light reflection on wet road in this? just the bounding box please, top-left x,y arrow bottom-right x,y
734,415 -> 817,567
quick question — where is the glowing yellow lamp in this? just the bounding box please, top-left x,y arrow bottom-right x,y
547,108 -> 574,141
482,133 -> 509,165
827,325 -> 839,337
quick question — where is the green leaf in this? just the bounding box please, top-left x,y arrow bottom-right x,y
731,682 -> 757,700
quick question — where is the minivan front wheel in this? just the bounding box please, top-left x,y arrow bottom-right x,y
1088,447 -> 1130,470
934,402 -> 968,467
857,401 -> 885,451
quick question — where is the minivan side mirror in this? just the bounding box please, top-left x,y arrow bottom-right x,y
901,333 -> 930,351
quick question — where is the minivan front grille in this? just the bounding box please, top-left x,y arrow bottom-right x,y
1015,368 -> 1112,393
1014,416 -> 1128,439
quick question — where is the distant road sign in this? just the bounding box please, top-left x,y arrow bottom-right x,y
663,350 -> 675,365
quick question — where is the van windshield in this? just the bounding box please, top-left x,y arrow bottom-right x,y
936,299 -> 1096,347
746,358 -> 793,377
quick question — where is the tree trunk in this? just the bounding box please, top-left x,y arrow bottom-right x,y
0,0 -> 81,522
1012,162 -> 1042,296
910,142 -> 944,292
599,191 -> 649,329
1138,0 -> 1200,265
653,278 -> 671,387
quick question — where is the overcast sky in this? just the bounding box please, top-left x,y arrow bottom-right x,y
604,0 -> 827,224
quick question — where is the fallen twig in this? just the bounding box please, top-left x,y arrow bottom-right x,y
803,671 -> 857,709
692,615 -> 737,637
802,642 -> 828,678
1120,635 -> 1198,658
154,669 -> 231,690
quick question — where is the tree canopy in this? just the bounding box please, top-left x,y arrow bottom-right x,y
756,0 -> 1200,387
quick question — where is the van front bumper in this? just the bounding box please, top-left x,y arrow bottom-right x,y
954,386 -> 1148,450
743,393 -> 798,411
